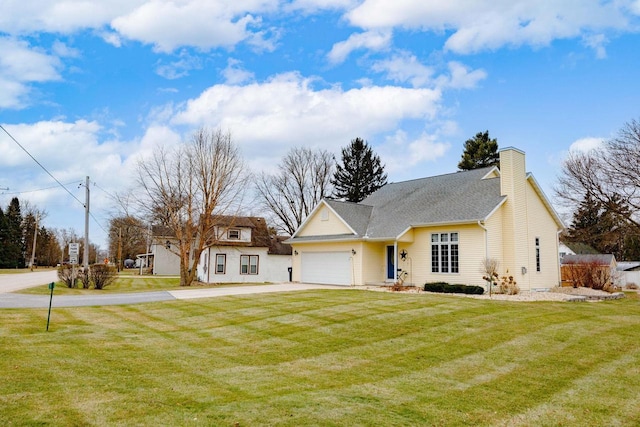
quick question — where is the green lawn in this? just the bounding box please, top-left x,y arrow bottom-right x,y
18,275 -> 268,295
1,291 -> 639,426
19,275 -> 182,295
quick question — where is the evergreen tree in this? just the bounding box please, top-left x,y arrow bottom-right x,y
332,138 -> 387,202
458,130 -> 499,170
567,193 -> 601,244
2,198 -> 24,268
567,193 -> 633,260
0,207 -> 6,266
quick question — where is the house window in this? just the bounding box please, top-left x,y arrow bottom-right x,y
215,254 -> 226,274
240,255 -> 259,275
535,237 -> 541,272
431,232 -> 459,273
227,229 -> 240,240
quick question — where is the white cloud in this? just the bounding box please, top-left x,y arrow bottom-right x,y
99,31 -> 123,48
371,54 -> 486,92
582,33 -> 608,59
569,137 -> 604,153
0,0 -> 140,34
438,61 -> 487,89
327,30 -> 392,64
377,130 -> 450,174
155,51 -> 203,80
346,1 -> 634,54
111,0 -> 278,53
171,72 -> 442,170
0,37 -> 62,108
51,40 -> 80,58
222,59 -> 255,85
287,0 -> 356,14
371,52 -> 434,87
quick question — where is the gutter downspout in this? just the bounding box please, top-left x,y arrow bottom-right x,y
557,229 -> 562,287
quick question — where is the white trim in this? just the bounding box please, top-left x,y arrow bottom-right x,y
499,146 -> 526,155
482,166 -> 500,179
483,197 -> 507,222
322,201 -> 358,235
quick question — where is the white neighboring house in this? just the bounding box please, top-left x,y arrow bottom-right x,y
149,227 -> 181,276
149,217 -> 292,282
197,216 -> 292,283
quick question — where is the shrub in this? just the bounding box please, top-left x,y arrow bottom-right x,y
90,264 -> 118,290
627,282 -> 639,290
498,273 -> 519,295
424,282 -> 484,295
562,261 -> 612,290
57,265 -> 78,288
424,282 -> 447,293
78,268 -> 91,289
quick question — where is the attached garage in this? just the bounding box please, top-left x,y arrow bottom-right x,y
301,251 -> 352,285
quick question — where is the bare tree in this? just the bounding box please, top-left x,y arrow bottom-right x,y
480,257 -> 499,296
556,118 -> 640,231
255,147 -> 334,235
135,128 -> 246,286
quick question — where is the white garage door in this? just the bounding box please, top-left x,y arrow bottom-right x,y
301,251 -> 351,285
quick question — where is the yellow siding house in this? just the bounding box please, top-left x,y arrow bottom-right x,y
287,148 -> 564,290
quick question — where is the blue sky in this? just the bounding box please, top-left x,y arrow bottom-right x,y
1,0 -> 640,249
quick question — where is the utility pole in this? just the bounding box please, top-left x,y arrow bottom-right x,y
83,176 -> 90,272
29,213 -> 39,271
118,227 -> 123,272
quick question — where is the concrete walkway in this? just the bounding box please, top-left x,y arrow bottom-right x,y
0,281 -> 340,309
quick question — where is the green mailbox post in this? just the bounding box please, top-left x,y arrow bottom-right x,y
46,282 -> 55,331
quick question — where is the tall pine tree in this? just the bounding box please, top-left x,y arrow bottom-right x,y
2,198 -> 24,268
458,130 -> 499,170
332,138 -> 387,202
567,193 -> 636,260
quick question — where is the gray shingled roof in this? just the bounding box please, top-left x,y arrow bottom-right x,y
324,199 -> 373,236
294,167 -> 506,241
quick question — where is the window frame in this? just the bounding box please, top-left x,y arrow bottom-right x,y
215,254 -> 226,275
535,237 -> 541,272
227,229 -> 241,240
240,255 -> 259,275
431,232 -> 459,274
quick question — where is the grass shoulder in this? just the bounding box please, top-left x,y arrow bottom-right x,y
18,274 -> 271,295
0,267 -> 56,274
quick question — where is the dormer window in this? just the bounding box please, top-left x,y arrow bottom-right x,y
227,229 -> 240,240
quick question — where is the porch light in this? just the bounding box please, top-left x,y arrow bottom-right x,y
294,250 -> 298,256
351,249 -> 356,255
165,240 -> 171,249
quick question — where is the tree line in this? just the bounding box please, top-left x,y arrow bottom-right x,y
0,197 -> 99,268
557,118 -> 640,260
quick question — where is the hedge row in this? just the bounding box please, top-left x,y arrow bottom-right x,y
424,282 -> 484,295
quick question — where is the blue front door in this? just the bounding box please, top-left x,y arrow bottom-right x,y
386,246 -> 395,280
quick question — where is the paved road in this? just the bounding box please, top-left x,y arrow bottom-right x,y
0,280 -> 340,309
0,270 -> 58,293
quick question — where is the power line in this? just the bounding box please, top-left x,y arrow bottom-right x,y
0,124 -> 85,207
1,181 -> 82,196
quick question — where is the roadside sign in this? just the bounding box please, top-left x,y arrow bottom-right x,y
69,255 -> 78,265
69,243 -> 80,256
